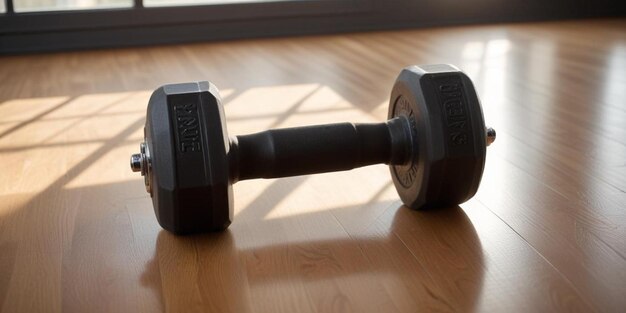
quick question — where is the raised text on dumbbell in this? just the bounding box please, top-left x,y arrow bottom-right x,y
438,80 -> 469,146
173,103 -> 202,153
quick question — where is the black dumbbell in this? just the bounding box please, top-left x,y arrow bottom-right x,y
130,64 -> 495,234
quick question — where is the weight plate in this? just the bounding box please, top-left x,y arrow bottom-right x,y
388,64 -> 487,209
146,81 -> 233,234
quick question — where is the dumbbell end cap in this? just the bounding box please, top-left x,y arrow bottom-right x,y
130,154 -> 142,172
486,127 -> 496,146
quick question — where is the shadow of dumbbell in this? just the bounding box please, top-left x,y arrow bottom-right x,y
142,204 -> 484,312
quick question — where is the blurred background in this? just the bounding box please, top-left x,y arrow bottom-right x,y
1,0 -> 624,53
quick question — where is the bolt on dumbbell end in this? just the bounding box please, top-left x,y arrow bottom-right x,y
130,142 -> 152,194
130,154 -> 142,172
486,127 -> 496,146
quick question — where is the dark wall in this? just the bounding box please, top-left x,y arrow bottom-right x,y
1,0 -> 624,54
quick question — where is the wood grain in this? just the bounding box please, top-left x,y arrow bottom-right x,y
0,18 -> 625,312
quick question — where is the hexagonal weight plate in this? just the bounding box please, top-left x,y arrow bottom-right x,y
145,81 -> 233,234
388,64 -> 487,210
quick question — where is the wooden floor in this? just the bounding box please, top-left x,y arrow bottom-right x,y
0,18 -> 625,312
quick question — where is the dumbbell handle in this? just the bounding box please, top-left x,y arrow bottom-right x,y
229,117 -> 413,183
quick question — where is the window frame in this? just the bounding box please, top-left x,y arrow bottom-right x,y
1,0 -> 623,54
1,0 -> 373,33
1,0 -> 381,53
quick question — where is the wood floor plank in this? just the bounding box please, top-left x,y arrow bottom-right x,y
0,18 -> 624,313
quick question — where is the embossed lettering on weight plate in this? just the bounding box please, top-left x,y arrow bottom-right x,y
438,81 -> 469,146
174,103 -> 202,153
392,95 -> 418,188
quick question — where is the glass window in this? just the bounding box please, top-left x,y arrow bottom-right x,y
144,0 -> 277,7
0,1 -> 6,13
14,0 -> 133,13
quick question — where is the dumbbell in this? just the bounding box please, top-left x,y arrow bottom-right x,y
130,64 -> 495,234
